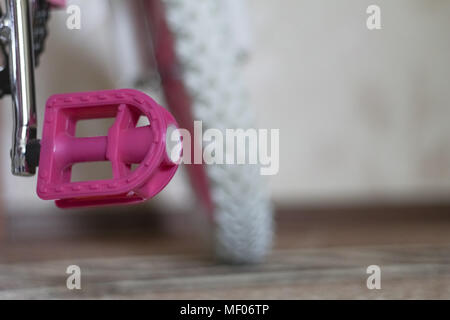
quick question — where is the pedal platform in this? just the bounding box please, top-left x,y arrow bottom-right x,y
36,89 -> 181,208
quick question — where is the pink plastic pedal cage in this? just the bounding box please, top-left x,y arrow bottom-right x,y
37,89 -> 181,208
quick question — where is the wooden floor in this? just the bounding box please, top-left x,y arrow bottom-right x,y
1,205 -> 450,299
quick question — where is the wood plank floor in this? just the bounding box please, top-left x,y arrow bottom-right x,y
1,205 -> 450,299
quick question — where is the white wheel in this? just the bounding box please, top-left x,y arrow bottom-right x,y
164,0 -> 274,263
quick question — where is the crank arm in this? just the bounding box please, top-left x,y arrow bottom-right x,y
1,0 -> 38,176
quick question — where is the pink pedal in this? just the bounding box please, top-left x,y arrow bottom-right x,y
37,89 -> 181,208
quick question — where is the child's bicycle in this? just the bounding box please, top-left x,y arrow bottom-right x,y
0,0 -> 273,264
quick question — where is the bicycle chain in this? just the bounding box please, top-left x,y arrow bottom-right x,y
0,0 -> 50,97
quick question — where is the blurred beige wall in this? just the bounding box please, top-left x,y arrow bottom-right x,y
246,0 -> 450,205
1,0 -> 450,213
